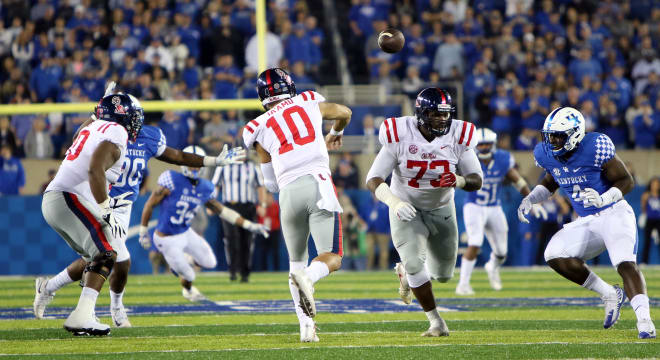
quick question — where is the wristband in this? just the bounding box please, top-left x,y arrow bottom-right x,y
374,182 -> 401,208
203,156 -> 215,167
219,206 -> 241,224
513,177 -> 527,191
139,225 -> 148,236
527,185 -> 552,204
329,127 -> 344,136
455,175 -> 466,189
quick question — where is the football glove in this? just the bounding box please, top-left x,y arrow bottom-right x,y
638,213 -> 647,228
215,144 -> 246,166
243,220 -> 270,238
531,204 -> 548,221
139,225 -> 151,250
517,196 -> 533,224
108,191 -> 133,210
393,201 -> 417,222
437,172 -> 466,188
99,198 -> 125,239
579,187 -> 622,208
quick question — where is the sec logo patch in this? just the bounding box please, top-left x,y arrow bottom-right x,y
409,145 -> 418,154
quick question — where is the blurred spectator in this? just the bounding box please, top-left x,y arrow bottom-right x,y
0,144 -> 25,195
490,82 -> 514,133
285,23 -> 313,68
182,57 -> 201,92
515,128 -> 540,150
256,193 -> 281,271
338,187 -> 366,271
640,177 -> 660,264
632,49 -> 660,94
0,116 -> 17,154
401,65 -> 423,98
290,61 -> 315,91
333,152 -> 360,189
362,193 -> 391,270
599,99 -> 628,147
40,169 -> 56,193
433,33 -> 463,79
24,116 -> 54,159
213,54 -> 242,99
145,37 -> 174,72
201,112 -> 237,147
633,99 -> 660,148
305,15 -> 323,72
159,111 -> 189,150
568,47 -> 602,87
245,30 -> 283,73
168,34 -> 190,72
520,83 -> 549,131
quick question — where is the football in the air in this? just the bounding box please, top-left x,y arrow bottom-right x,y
378,28 -> 405,53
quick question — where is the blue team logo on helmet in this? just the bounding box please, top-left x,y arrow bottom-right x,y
95,93 -> 144,142
257,68 -> 297,107
415,88 -> 454,137
542,107 -> 585,157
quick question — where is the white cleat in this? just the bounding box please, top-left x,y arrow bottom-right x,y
110,306 -> 132,328
421,318 -> 450,337
455,283 -> 475,296
602,285 -> 625,329
637,319 -> 657,339
182,286 -> 207,302
394,262 -> 412,304
484,260 -> 502,291
300,322 -> 319,342
63,309 -> 110,336
290,270 -> 316,318
33,277 -> 54,319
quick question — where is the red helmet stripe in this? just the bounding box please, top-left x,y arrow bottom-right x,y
384,118 -> 393,143
391,117 -> 399,142
436,88 -> 446,104
458,121 -> 468,144
266,69 -> 274,96
466,123 -> 475,146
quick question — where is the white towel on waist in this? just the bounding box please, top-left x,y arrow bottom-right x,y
314,172 -> 343,213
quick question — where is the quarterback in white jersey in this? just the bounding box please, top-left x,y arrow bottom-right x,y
242,67 -> 352,342
366,88 -> 483,337
41,93 -> 142,336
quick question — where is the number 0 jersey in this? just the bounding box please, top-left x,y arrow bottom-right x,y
46,120 -> 128,207
534,132 -> 617,217
109,125 -> 167,202
156,170 -> 217,236
366,116 -> 482,211
242,90 -> 330,189
464,149 -> 515,206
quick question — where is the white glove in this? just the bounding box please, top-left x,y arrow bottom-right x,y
244,220 -> 270,238
518,196 -> 533,224
531,204 -> 548,221
139,225 -> 151,250
216,144 -> 246,166
578,188 -> 602,208
638,213 -> 647,228
99,198 -> 125,239
393,201 -> 417,222
108,191 -> 133,210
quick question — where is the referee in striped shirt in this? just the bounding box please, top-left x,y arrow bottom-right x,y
212,158 -> 266,282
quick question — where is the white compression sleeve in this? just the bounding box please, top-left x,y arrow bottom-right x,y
527,185 -> 552,204
260,162 -> 279,193
457,149 -> 483,178
218,206 -> 241,224
374,183 -> 401,208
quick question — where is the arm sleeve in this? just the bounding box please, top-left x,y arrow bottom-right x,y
155,128 -> 167,157
457,149 -> 483,178
260,162 -> 279,193
366,146 -> 398,184
157,171 -> 175,191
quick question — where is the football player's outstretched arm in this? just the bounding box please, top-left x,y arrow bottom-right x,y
455,149 -> 483,191
88,141 -> 121,204
320,102 -> 352,150
505,167 -> 531,196
157,145 -> 246,167
518,172 -> 559,223
206,199 -> 269,237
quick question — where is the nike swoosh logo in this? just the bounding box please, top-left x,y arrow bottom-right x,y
137,143 -> 145,147
440,145 -> 449,149
572,167 -> 581,172
444,215 -> 451,220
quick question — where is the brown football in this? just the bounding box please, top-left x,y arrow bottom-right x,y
378,28 -> 405,54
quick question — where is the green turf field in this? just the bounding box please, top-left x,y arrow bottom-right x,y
0,267 -> 658,359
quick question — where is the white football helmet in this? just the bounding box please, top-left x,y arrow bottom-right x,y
181,145 -> 206,179
542,107 -> 586,157
475,128 -> 497,160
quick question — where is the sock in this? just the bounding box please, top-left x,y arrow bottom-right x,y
110,290 -> 124,309
581,272 -> 614,297
46,269 -> 74,293
459,258 -> 476,286
304,261 -> 330,284
76,287 -> 99,313
631,294 -> 651,321
289,261 -> 313,325
425,308 -> 441,328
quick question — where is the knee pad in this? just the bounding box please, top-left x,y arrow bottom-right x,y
434,276 -> 452,283
403,259 -> 424,277
86,251 -> 117,280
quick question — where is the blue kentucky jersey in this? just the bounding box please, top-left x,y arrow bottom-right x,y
156,170 -> 217,236
110,125 -> 166,202
465,150 -> 515,206
534,132 -> 617,217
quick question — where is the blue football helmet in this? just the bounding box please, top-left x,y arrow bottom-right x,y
542,107 -> 586,157
415,88 -> 454,137
257,67 -> 296,106
95,93 -> 144,142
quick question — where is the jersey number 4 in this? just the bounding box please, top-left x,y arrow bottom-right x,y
266,105 -> 315,154
407,160 -> 450,188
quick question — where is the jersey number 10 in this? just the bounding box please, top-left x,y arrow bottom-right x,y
266,105 -> 315,154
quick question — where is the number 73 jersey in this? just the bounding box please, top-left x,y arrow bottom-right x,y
367,116 -> 481,211
242,90 -> 331,189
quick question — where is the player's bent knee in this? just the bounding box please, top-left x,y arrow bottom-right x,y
87,251 -> 117,280
434,276 -> 452,283
403,259 -> 424,276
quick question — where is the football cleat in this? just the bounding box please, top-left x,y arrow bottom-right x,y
182,286 -> 207,302
300,322 -> 319,343
455,283 -> 475,296
637,319 -> 656,339
63,309 -> 111,336
111,306 -> 132,328
421,317 -> 450,337
290,270 -> 316,318
484,260 -> 503,291
602,285 -> 625,329
395,263 -> 412,304
33,277 -> 54,319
